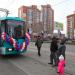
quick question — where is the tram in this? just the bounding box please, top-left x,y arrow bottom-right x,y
0,17 -> 30,55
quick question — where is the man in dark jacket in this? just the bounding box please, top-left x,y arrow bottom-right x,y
48,36 -> 58,66
35,36 -> 43,56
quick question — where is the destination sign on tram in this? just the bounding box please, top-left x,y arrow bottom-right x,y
7,20 -> 24,25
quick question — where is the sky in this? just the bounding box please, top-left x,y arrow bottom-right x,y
0,0 -> 75,34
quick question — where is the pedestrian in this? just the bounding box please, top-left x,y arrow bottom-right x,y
48,36 -> 58,66
57,37 -> 66,65
35,35 -> 43,56
58,55 -> 65,75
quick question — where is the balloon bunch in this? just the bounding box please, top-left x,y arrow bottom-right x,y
25,32 -> 30,45
1,32 -> 30,51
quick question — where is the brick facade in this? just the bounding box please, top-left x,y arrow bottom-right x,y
67,13 -> 75,39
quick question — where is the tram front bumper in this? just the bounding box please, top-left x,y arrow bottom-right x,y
0,47 -> 27,55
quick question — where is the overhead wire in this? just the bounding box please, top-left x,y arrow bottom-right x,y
51,0 -> 71,6
51,0 -> 72,21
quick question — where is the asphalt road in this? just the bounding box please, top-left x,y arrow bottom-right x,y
0,42 -> 75,75
0,57 -> 27,75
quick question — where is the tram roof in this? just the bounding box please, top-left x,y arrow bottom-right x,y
0,17 -> 25,21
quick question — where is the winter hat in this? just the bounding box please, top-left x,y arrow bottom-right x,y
59,55 -> 64,61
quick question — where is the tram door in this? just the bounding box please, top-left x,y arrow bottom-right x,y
14,25 -> 22,39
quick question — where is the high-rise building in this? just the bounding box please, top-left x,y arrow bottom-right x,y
18,6 -> 28,32
18,6 -> 27,19
31,5 -> 41,33
18,5 -> 41,34
67,13 -> 75,39
41,4 -> 54,34
18,4 -> 54,36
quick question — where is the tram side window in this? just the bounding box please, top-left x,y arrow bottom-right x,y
1,20 -> 5,33
0,20 -> 6,46
0,25 -> 1,47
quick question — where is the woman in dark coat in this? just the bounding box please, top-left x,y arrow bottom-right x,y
57,38 -> 66,65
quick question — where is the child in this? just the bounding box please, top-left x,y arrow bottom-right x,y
58,55 -> 65,75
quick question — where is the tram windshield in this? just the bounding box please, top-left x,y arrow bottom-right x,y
0,20 -> 25,39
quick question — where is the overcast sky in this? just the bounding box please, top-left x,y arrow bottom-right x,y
0,0 -> 75,34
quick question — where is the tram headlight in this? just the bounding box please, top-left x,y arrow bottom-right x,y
8,48 -> 12,51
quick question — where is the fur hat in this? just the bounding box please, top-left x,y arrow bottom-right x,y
59,55 -> 64,61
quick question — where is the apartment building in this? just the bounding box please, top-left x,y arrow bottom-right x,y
67,13 -> 75,39
18,4 -> 54,37
41,4 -> 54,34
